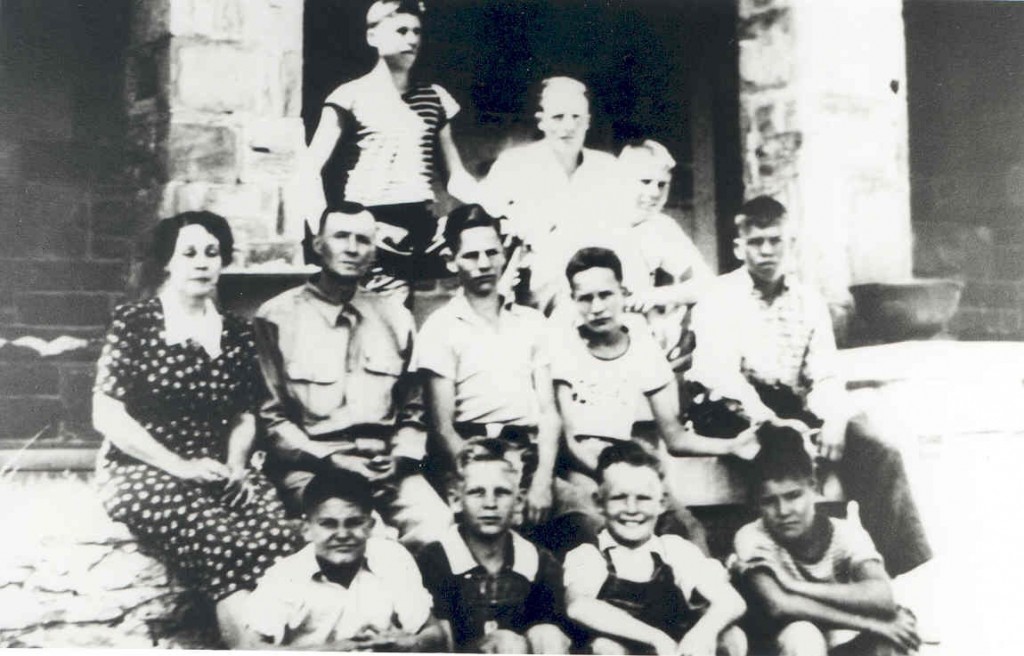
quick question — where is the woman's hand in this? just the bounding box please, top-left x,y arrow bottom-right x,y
219,466 -> 256,508
170,457 -> 230,483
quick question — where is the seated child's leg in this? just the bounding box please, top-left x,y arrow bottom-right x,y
590,636 -> 631,655
378,473 -> 454,552
717,625 -> 748,656
526,623 -> 572,655
775,621 -> 828,656
829,633 -> 904,656
475,628 -> 530,654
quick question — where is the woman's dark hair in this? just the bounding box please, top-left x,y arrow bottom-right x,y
301,469 -> 375,516
135,211 -> 234,298
565,246 -> 623,285
443,203 -> 502,252
749,424 -> 816,495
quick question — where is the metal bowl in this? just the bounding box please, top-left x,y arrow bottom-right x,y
849,279 -> 963,343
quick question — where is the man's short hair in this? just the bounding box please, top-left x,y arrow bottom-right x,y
749,424 -> 816,495
366,0 -> 423,28
735,195 -> 788,233
442,203 -> 502,253
301,470 -> 375,516
618,139 -> 676,172
537,76 -> 590,112
596,440 -> 664,484
565,246 -> 623,285
318,201 -> 371,234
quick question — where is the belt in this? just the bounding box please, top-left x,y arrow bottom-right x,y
454,422 -> 537,447
309,424 -> 396,456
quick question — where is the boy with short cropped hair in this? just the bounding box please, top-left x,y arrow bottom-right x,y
413,204 -> 560,525
564,441 -> 747,656
243,470 -> 447,651
732,425 -> 921,656
415,438 -> 571,654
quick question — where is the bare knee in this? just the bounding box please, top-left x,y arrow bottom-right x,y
526,623 -> 572,654
591,636 -> 629,655
478,629 -> 530,654
775,621 -> 827,656
717,625 -> 747,656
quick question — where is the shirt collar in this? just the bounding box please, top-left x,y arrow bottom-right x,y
449,289 -> 517,326
596,529 -> 665,559
740,266 -> 791,301
158,293 -> 223,359
302,276 -> 366,327
439,525 -> 540,581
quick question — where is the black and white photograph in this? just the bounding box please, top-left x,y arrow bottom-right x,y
0,0 -> 1021,653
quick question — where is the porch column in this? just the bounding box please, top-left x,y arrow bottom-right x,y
125,0 -> 305,267
737,0 -> 913,322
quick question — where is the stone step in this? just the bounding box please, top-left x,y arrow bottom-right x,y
0,259 -> 129,293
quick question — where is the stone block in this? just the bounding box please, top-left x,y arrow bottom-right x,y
125,115 -> 170,186
240,118 -> 304,183
279,50 -> 304,117
961,281 -> 1019,309
168,0 -> 245,41
167,123 -> 239,183
173,44 -> 267,114
0,362 -> 60,397
242,239 -> 301,269
994,246 -> 1024,281
738,7 -> 793,90
0,396 -> 64,439
0,260 -> 129,293
165,182 -> 278,243
15,291 -> 114,327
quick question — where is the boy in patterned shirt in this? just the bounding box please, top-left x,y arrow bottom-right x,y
731,425 -> 921,656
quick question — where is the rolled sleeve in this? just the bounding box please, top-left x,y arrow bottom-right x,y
563,544 -> 609,601
730,523 -> 781,579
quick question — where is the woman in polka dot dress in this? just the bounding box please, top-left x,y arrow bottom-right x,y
92,211 -> 302,647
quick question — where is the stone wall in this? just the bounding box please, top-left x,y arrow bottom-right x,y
0,472 -> 215,648
737,0 -> 913,335
126,0 -> 306,268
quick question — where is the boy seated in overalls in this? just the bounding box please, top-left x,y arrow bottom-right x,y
564,441 -> 748,655
416,439 -> 571,653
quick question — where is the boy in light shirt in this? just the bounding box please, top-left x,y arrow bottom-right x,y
243,470 -> 446,651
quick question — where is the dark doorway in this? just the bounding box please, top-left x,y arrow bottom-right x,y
302,0 -> 741,269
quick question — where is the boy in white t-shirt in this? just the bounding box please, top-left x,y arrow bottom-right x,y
549,247 -> 758,553
564,442 -> 747,655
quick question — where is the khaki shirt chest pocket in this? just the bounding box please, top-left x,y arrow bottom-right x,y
284,356 -> 345,421
344,349 -> 404,424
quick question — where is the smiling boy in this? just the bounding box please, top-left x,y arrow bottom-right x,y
243,469 -> 446,651
563,442 -> 747,656
731,426 -> 921,656
415,439 -> 570,653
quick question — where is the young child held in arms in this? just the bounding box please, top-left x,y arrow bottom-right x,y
416,438 -> 571,653
731,425 -> 921,656
243,469 -> 446,651
564,441 -> 747,655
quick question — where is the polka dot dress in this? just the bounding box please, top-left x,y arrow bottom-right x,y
94,299 -> 302,602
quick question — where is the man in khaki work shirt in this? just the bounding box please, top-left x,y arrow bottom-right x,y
254,202 -> 452,550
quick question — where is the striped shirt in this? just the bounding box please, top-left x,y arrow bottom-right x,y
325,59 -> 459,207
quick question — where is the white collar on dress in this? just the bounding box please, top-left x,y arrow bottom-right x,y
159,293 -> 223,359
